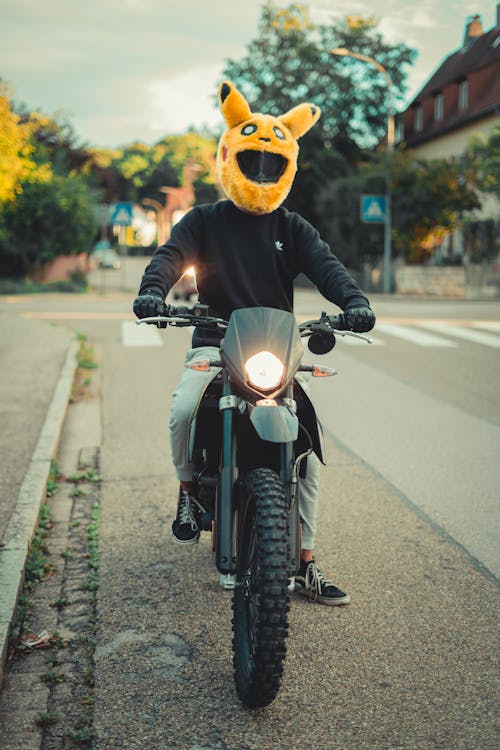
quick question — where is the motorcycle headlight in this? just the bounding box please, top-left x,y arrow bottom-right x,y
244,350 -> 285,391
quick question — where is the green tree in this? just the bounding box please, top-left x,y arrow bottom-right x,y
221,3 -> 416,224
317,150 -> 480,267
0,83 -> 53,206
139,132 -> 219,204
466,125 -> 500,199
0,174 -> 97,277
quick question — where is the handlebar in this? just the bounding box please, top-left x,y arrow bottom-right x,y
136,303 -> 373,344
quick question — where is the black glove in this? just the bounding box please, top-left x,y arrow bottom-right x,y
133,292 -> 165,319
342,306 -> 376,333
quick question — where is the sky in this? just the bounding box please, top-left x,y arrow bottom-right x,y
0,0 -> 497,149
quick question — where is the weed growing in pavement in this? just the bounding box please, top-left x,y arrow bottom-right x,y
85,502 -> 100,595
46,459 -> 61,497
67,723 -> 94,746
71,332 -> 98,402
75,333 -> 98,370
69,467 -> 101,484
25,503 -> 54,590
40,669 -> 65,687
50,595 -> 70,610
35,710 -> 60,727
8,496 -> 56,653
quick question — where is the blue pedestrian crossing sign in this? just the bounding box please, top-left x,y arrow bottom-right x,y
110,202 -> 134,226
360,195 -> 386,223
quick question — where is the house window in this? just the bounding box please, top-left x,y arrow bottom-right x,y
434,93 -> 444,120
459,79 -> 468,109
414,106 -> 423,132
395,118 -> 404,143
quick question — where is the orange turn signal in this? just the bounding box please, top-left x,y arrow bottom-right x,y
311,364 -> 337,377
186,358 -> 211,371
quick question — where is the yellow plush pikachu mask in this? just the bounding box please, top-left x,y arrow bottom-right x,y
216,81 -> 321,214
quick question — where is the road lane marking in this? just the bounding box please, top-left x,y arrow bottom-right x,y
22,312 -> 131,319
473,322 -> 500,333
375,322 -> 458,347
419,323 -> 500,348
122,321 -> 163,347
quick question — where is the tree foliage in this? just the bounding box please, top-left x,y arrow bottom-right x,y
466,125 -> 500,199
221,2 -> 416,225
0,83 -> 53,205
317,149 -> 480,266
0,84 -> 218,277
0,86 -> 99,277
0,174 -> 97,277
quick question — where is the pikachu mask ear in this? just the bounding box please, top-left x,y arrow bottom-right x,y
278,103 -> 321,140
218,81 -> 252,128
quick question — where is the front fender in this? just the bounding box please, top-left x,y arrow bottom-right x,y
249,404 -> 298,443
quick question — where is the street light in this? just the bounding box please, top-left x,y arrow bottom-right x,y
329,47 -> 394,294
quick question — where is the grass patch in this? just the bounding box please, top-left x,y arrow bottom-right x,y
0,274 -> 88,295
40,669 -> 65,686
76,333 -> 98,370
71,333 -> 98,402
66,724 -> 94,746
46,459 -> 61,498
35,710 -> 60,727
86,502 -> 100,594
25,503 -> 54,590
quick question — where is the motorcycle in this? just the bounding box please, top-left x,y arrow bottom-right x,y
138,303 -> 372,708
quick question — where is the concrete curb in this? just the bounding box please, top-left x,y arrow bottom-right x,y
0,339 -> 79,685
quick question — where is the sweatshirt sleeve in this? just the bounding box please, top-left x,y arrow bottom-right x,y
292,213 -> 370,310
138,207 -> 202,298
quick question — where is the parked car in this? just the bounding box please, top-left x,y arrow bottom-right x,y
89,241 -> 121,270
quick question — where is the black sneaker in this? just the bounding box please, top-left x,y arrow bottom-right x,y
295,559 -> 350,606
171,487 -> 201,545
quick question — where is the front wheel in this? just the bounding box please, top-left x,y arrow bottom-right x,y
232,468 -> 290,708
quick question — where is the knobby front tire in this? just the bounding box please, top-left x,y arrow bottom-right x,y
232,468 -> 290,708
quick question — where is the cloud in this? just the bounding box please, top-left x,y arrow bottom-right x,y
148,63 -> 224,138
1,0 -> 496,146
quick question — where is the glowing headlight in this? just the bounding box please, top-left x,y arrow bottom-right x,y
244,351 -> 285,391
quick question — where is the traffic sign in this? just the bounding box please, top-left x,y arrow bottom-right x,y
360,195 -> 386,223
110,202 -> 134,226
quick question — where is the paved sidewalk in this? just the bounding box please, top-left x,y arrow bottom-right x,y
0,310 -> 78,682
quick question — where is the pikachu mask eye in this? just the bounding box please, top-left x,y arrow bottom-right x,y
216,81 -> 320,215
241,123 -> 258,135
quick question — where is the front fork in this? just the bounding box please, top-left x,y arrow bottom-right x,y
281,384 -> 301,578
215,374 -> 300,578
216,371 -> 237,574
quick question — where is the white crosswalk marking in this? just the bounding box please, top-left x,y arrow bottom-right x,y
375,322 -> 458,347
473,322 -> 500,334
122,321 -> 163,347
419,323 -> 500,348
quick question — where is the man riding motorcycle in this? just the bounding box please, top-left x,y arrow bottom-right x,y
133,81 -> 375,605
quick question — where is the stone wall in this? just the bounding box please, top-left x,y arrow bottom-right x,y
394,264 -> 500,299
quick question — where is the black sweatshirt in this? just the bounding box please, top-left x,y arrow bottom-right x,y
139,200 -> 370,347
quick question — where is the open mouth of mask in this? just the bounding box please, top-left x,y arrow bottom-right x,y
236,150 -> 287,184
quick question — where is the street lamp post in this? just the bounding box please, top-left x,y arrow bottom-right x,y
329,48 -> 394,293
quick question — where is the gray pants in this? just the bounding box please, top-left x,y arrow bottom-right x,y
169,347 -> 320,549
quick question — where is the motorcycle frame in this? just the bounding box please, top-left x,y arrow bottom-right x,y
209,368 -> 301,578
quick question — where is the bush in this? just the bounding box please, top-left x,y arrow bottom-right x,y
0,174 -> 98,278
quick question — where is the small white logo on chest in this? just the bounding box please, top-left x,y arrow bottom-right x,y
275,240 -> 284,252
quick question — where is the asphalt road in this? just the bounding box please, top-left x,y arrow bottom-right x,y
0,279 -> 499,748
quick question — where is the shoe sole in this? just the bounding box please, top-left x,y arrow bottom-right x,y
170,530 -> 200,546
296,586 -> 350,606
